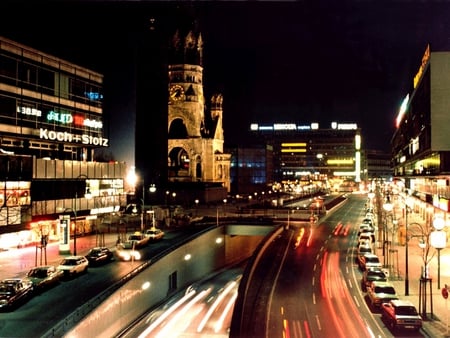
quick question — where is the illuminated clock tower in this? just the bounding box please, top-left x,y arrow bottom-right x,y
167,25 -> 231,200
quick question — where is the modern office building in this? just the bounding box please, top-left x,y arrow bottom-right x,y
364,149 -> 393,182
392,44 -> 450,217
0,36 -> 127,250
250,121 -> 363,193
227,144 -> 273,195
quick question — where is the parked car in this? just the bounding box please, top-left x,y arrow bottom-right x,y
381,299 -> 422,332
357,242 -> 372,255
358,253 -> 382,271
144,227 -> 165,241
365,207 -> 374,214
358,223 -> 375,235
367,281 -> 399,308
57,256 -> 89,278
85,247 -> 114,266
25,265 -> 63,292
357,238 -> 371,249
361,268 -> 388,291
0,278 -> 34,310
361,217 -> 374,227
358,232 -> 374,244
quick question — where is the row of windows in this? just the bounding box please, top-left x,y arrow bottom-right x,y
0,94 -> 102,133
0,54 -> 103,108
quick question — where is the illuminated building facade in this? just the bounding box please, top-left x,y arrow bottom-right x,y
392,44 -> 450,211
134,15 -> 231,205
0,36 -> 126,249
166,23 -> 231,202
250,122 -> 362,193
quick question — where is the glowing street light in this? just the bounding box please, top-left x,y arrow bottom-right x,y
431,217 -> 446,289
382,200 -> 393,259
404,193 -> 413,295
193,199 -> 199,217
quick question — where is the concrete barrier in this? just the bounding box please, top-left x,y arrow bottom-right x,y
59,226 -> 265,337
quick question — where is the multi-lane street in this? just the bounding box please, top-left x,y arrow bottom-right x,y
231,193 -> 426,338
2,193 -> 445,337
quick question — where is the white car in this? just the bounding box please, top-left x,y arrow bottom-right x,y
116,243 -> 142,261
127,232 -> 149,248
144,227 -> 165,241
359,222 -> 375,234
358,253 -> 382,271
57,256 -> 89,277
367,281 -> 399,307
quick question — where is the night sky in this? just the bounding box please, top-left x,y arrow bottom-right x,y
2,1 -> 450,166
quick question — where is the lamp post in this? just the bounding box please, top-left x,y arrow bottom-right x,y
195,199 -> 199,216
382,201 -> 393,260
431,217 -> 446,289
367,191 -> 375,209
73,174 -> 91,256
405,198 -> 409,295
141,180 -> 145,232
139,181 -> 157,231
404,194 -> 413,295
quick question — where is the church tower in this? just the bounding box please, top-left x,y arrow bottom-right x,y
167,23 -> 231,198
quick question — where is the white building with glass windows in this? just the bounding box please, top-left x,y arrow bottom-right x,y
0,36 -> 127,250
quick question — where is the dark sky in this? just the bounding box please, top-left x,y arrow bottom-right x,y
2,1 -> 450,166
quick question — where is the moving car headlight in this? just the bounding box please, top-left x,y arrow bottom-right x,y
118,250 -> 141,261
118,251 -> 131,261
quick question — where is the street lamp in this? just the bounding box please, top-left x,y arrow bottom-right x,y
404,193 -> 413,295
382,200 -> 393,259
195,199 -> 199,216
431,217 -> 446,289
140,181 -> 157,232
367,191 -> 375,209
405,220 -> 428,296
73,174 -> 91,256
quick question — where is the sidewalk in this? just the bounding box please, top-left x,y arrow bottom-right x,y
377,210 -> 450,337
0,232 -> 119,280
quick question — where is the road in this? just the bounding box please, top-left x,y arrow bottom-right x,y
1,193 -> 432,337
118,262 -> 247,338
0,228 -> 200,338
231,193 -> 425,338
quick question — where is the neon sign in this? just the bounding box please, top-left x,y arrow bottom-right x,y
413,44 -> 430,89
17,106 -> 42,117
395,94 -> 409,128
46,111 -> 103,129
84,92 -> 103,101
39,128 -> 109,147
47,111 -> 73,123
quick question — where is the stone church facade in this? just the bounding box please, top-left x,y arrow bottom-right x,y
167,28 -> 231,197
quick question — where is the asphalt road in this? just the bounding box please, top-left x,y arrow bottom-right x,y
232,194 -> 426,338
